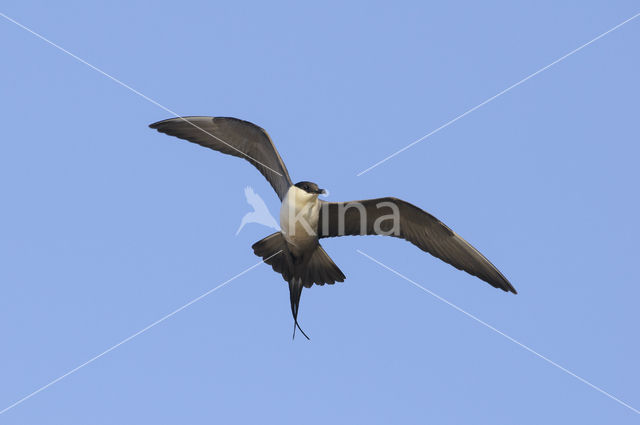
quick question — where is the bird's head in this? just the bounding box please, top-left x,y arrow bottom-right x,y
294,181 -> 326,196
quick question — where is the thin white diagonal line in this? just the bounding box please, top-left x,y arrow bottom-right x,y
357,12 -> 640,176
0,251 -> 282,416
356,249 -> 640,415
0,11 -> 284,178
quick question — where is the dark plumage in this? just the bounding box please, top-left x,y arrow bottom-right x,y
150,116 -> 516,339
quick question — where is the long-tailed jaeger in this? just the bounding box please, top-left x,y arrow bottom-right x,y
150,116 -> 516,339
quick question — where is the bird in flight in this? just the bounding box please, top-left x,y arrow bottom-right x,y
149,116 -> 516,339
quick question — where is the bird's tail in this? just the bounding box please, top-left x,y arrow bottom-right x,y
252,232 -> 292,281
252,232 -> 345,339
300,245 -> 345,287
252,233 -> 309,339
288,278 -> 310,340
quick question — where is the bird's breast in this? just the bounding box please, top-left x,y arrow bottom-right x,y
280,186 -> 319,252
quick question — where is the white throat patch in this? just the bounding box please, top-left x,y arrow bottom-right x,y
280,186 -> 320,248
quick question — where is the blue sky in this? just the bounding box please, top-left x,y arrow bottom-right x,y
1,1 -> 639,423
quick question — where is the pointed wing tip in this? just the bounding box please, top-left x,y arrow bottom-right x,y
503,283 -> 517,294
488,275 -> 517,294
148,118 -> 175,130
149,117 -> 178,129
484,276 -> 517,294
148,116 -> 213,130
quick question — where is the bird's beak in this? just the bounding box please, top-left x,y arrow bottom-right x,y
317,188 -> 326,195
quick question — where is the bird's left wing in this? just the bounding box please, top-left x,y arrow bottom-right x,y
318,197 -> 516,293
150,117 -> 293,200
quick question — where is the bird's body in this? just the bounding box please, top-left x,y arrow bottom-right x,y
280,185 -> 321,256
150,116 -> 516,339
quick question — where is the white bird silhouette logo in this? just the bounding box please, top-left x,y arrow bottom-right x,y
236,186 -> 280,235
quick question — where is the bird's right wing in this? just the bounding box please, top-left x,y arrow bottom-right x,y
150,117 -> 293,200
318,197 -> 516,293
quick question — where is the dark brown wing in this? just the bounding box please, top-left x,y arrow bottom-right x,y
318,197 -> 516,293
149,117 -> 293,200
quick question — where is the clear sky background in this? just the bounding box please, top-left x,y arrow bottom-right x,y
1,1 -> 639,424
